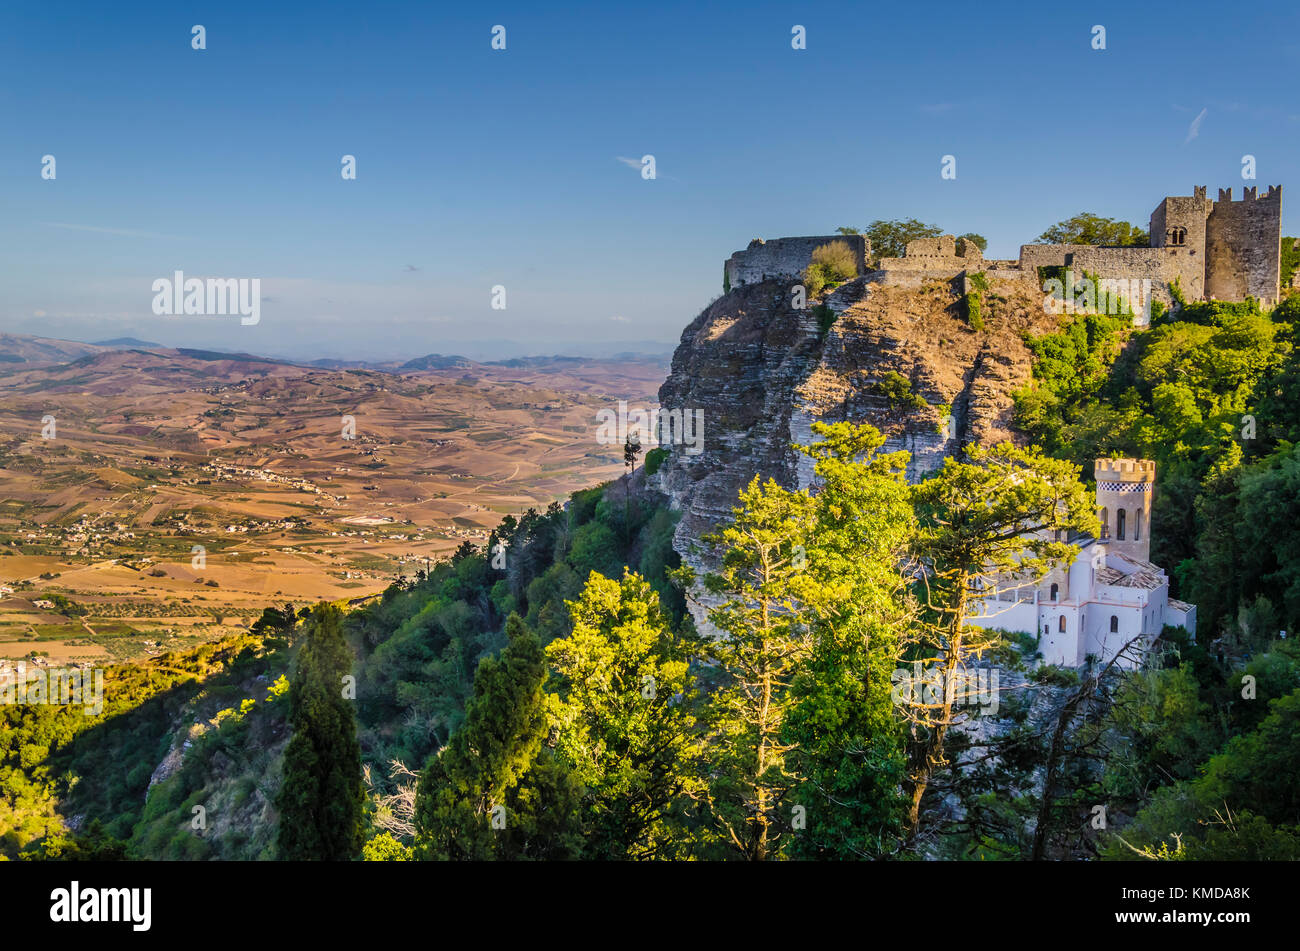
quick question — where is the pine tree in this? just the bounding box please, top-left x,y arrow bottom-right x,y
905,443 -> 1096,838
275,603 -> 364,860
784,422 -> 917,858
698,476 -> 818,860
546,569 -> 701,859
413,614 -> 582,859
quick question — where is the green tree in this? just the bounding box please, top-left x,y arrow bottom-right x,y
863,218 -> 943,261
1102,663 -> 1219,802
251,602 -> 297,642
413,614 -> 581,859
1035,212 -> 1148,247
546,570 -> 701,859
623,433 -> 642,542
697,477 -> 819,860
275,603 -> 365,860
1104,688 -> 1300,861
361,831 -> 413,861
1237,443 -> 1300,633
786,423 -> 916,858
906,444 -> 1096,837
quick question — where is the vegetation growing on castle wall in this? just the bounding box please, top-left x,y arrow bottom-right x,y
1169,277 -> 1187,308
802,240 -> 858,296
1280,236 -> 1300,290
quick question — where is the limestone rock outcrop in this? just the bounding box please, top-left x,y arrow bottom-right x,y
653,274 -> 1062,578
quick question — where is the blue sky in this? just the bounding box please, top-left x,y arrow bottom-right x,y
0,0 -> 1296,360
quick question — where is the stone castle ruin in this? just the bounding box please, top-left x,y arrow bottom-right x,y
725,185 -> 1284,312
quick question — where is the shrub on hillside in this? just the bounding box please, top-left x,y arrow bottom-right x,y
965,291 -> 984,331
644,447 -> 669,476
812,303 -> 837,336
873,370 -> 928,411
803,267 -> 826,297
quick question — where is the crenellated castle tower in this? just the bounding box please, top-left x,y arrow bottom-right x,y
1095,458 -> 1155,564
1151,185 -> 1282,305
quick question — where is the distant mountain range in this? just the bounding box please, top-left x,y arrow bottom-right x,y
0,334 -> 671,373
92,337 -> 163,348
400,354 -> 475,370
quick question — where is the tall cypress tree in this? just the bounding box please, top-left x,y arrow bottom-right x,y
276,603 -> 364,860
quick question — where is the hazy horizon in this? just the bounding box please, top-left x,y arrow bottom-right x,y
4,328 -> 677,364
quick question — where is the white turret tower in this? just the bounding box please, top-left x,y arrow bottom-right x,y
1094,458 -> 1154,563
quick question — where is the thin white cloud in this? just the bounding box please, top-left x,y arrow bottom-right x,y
1184,107 -> 1207,144
41,222 -> 183,240
609,315 -> 631,323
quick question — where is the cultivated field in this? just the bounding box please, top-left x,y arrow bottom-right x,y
0,345 -> 664,662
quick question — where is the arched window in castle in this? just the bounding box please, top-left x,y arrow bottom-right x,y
1058,615 -> 1067,633
1117,509 -> 1127,541
1110,615 -> 1119,633
1099,507 -> 1109,539
1135,508 -> 1142,541
1050,583 -> 1058,602
1167,226 -> 1187,247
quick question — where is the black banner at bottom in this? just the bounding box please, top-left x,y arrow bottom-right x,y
3,859 -> 1282,940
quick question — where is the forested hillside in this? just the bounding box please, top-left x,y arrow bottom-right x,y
7,290 -> 1300,861
1,473 -> 684,860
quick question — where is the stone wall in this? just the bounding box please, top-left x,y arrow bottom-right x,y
724,184 -> 1282,309
1016,245 -> 1178,314
1205,186 -> 1282,304
877,234 -> 983,272
1059,246 -> 1178,313
724,234 -> 869,288
869,234 -> 986,290
1018,243 -> 1088,273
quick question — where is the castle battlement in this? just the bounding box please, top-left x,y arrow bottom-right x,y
722,184 -> 1284,308
1095,458 -> 1156,482
1217,185 -> 1281,204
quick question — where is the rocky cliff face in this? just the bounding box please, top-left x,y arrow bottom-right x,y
653,274 -> 1061,576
